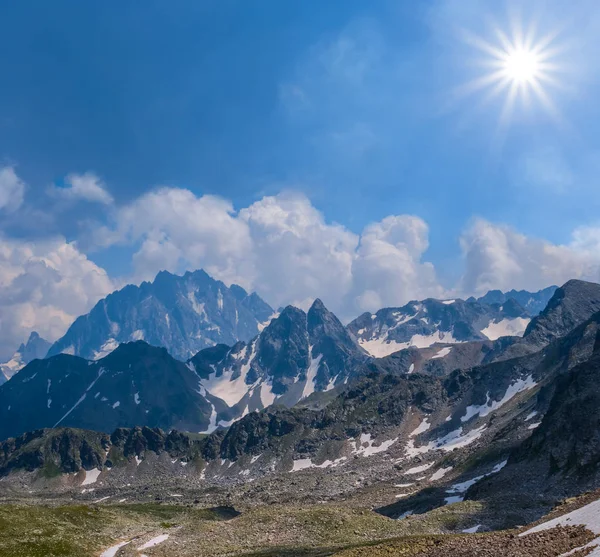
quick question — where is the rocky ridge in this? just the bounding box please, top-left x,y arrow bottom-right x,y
47,269 -> 274,361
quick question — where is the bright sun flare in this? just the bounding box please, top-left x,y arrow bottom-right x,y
458,17 -> 564,125
503,48 -> 540,83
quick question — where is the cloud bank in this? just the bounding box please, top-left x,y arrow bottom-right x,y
1,165 -> 600,359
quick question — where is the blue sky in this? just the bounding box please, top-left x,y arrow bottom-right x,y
1,0 -> 600,356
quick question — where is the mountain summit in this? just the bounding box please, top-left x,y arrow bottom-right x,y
0,332 -> 51,384
46,270 -> 274,361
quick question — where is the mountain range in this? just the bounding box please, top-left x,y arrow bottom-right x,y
4,276 -> 600,555
46,269 -> 275,361
0,274 -> 561,440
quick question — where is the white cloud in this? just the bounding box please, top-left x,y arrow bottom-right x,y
459,218 -> 600,295
0,166 -> 26,212
49,172 -> 114,205
239,193 -> 358,312
0,236 -> 113,360
351,215 -> 444,313
96,187 -> 253,288
95,187 -> 441,319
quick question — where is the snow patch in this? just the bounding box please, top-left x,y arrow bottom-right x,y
351,433 -> 398,457
405,425 -> 487,458
410,418 -> 430,437
525,410 -> 538,421
130,329 -> 145,341
528,422 -> 541,430
82,468 -> 102,486
201,340 -> 257,407
54,367 -> 106,427
134,392 -> 140,405
481,317 -> 531,340
430,467 -> 453,481
137,534 -> 169,550
431,346 -> 453,359
260,379 -> 277,407
112,401 -> 120,409
442,300 -> 456,305
404,462 -> 434,475
100,541 -> 131,557
520,496 -> 600,556
463,525 -> 482,533
461,375 -> 537,423
290,456 -> 347,472
92,339 -> 119,360
301,347 -> 323,399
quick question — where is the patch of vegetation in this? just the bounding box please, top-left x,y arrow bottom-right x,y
39,460 -> 62,479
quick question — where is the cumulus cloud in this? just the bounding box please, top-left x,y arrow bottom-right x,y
95,188 -> 440,318
49,172 -> 114,205
459,218 -> 600,295
0,236 -> 114,360
351,216 -> 444,312
0,166 -> 26,212
96,187 -> 254,288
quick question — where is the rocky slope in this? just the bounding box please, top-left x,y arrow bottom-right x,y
0,332 -> 50,384
47,269 -> 274,361
347,297 -> 531,358
0,300 -> 369,439
187,299 -> 369,429
0,341 -> 215,440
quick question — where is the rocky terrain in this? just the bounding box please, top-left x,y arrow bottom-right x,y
46,269 -> 275,361
2,279 -> 600,556
469,285 -> 557,316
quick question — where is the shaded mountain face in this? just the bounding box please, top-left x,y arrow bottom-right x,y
0,332 -> 51,384
347,297 -> 531,358
522,279 -> 600,347
0,300 -> 367,440
468,324 -> 600,507
187,299 -> 369,430
470,285 -> 558,316
0,341 -> 214,441
47,269 -> 274,361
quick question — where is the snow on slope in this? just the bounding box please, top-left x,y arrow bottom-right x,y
461,375 -> 537,423
520,496 -> 600,556
480,317 -> 531,340
359,331 -> 461,358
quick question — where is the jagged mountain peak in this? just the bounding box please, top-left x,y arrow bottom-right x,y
185,301 -> 368,428
347,295 -> 532,358
523,279 -> 600,346
0,331 -> 51,384
47,269 -> 274,361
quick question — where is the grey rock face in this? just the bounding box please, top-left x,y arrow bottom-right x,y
471,285 -> 557,316
0,332 -> 51,384
47,269 -> 274,361
347,297 -> 531,358
523,279 -> 600,346
187,299 -> 369,427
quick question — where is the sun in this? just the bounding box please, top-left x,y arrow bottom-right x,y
503,48 -> 540,83
457,17 -> 565,126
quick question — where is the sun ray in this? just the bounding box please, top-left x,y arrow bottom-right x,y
457,15 -> 565,128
